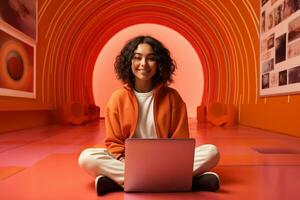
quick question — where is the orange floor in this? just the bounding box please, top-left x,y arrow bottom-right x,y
0,119 -> 300,199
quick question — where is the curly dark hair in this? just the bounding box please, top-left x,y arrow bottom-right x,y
114,36 -> 176,88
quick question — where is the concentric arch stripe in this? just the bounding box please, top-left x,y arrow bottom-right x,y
37,0 -> 258,108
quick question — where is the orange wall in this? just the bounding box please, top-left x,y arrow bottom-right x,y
0,0 -> 300,137
0,110 -> 55,133
240,96 -> 300,137
237,2 -> 300,137
0,0 -> 55,133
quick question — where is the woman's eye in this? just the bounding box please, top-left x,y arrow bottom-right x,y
133,56 -> 141,60
148,57 -> 156,61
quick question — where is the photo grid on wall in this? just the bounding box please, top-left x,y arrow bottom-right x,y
0,0 -> 37,98
260,0 -> 300,96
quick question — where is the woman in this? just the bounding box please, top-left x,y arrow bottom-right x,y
79,36 -> 220,195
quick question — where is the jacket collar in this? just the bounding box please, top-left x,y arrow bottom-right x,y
123,83 -> 165,95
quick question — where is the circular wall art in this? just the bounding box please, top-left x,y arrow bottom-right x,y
0,40 -> 33,92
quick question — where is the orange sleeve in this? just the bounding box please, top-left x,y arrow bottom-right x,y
104,93 -> 125,160
169,90 -> 190,138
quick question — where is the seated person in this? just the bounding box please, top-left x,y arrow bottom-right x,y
78,35 -> 220,195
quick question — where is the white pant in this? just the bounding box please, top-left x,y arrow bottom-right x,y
78,144 -> 220,186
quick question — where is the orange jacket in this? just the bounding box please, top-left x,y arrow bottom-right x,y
104,84 -> 189,159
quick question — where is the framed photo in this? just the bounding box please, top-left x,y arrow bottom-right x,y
0,0 -> 37,41
0,26 -> 36,98
260,0 -> 300,96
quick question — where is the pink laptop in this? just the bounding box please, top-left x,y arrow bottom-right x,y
124,138 -> 195,192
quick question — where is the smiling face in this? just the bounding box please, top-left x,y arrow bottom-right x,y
131,43 -> 158,92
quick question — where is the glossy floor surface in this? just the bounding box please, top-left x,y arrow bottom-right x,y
0,119 -> 300,200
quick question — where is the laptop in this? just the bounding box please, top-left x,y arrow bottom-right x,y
124,138 -> 195,192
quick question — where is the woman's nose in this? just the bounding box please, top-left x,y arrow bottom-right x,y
140,57 -> 146,66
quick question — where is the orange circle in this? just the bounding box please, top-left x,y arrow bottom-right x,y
7,51 -> 24,80
0,40 -> 33,91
